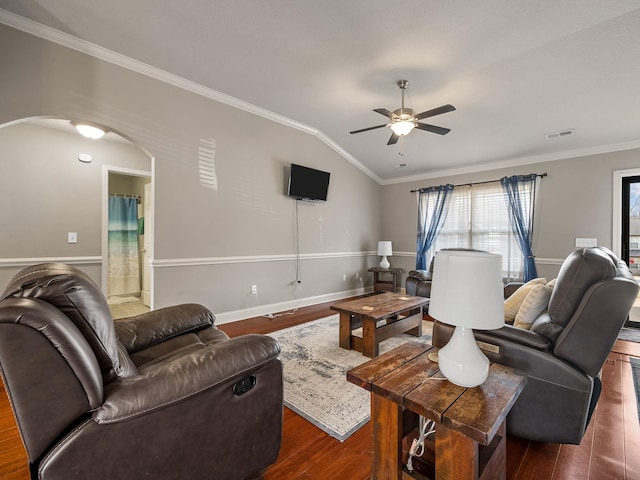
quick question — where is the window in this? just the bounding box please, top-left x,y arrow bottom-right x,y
430,182 -> 526,281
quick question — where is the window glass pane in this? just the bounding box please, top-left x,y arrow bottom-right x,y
430,182 -> 525,280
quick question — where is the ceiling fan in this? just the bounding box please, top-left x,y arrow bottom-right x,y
350,80 -> 455,146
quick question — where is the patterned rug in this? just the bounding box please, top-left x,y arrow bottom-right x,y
268,315 -> 432,441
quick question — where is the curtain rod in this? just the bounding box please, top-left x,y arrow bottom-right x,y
110,193 -> 141,198
410,172 -> 547,193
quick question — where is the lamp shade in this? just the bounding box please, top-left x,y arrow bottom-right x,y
377,241 -> 393,256
429,250 -> 504,330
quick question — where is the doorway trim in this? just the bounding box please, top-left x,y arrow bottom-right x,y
102,165 -> 153,307
612,168 -> 640,259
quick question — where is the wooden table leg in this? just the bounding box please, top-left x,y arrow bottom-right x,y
339,312 -> 352,350
406,307 -> 423,337
362,317 -> 378,358
435,423 -> 479,479
372,392 -> 403,480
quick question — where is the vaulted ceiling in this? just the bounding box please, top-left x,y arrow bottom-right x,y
2,1 -> 640,182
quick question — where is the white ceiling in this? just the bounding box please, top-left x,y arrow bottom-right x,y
2,1 -> 640,183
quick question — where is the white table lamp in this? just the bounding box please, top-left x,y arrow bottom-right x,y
377,241 -> 393,269
428,250 -> 504,387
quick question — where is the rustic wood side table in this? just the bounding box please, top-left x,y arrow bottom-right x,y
347,342 -> 526,480
369,267 -> 403,293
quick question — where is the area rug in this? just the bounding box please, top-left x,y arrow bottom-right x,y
619,327 -> 640,343
268,315 -> 432,441
630,357 -> 640,422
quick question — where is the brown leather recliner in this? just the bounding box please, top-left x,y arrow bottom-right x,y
432,247 -> 639,444
0,263 -> 283,480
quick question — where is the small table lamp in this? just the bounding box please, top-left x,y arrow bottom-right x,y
377,241 -> 393,269
428,250 -> 504,387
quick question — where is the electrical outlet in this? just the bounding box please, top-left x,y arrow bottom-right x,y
68,232 -> 77,244
355,272 -> 360,280
342,274 -> 346,281
251,284 -> 257,295
575,238 -> 597,248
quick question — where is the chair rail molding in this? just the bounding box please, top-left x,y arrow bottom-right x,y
153,251 -> 376,268
0,256 -> 102,268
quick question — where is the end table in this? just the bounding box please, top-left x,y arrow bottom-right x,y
347,342 -> 526,480
369,267 -> 403,293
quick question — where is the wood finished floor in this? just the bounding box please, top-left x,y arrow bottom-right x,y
1,300 -> 639,479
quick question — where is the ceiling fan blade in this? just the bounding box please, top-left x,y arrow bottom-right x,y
415,123 -> 451,135
387,132 -> 399,145
373,108 -> 394,118
415,104 -> 456,120
350,124 -> 388,134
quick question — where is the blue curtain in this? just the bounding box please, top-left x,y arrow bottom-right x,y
416,184 -> 454,270
108,196 -> 140,296
501,175 -> 538,281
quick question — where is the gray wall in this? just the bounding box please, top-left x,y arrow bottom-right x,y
3,23 -> 636,322
381,147 -> 640,284
0,24 -> 381,321
0,122 -> 150,286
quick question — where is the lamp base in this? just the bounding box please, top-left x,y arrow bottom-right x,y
438,325 -> 489,387
379,256 -> 390,269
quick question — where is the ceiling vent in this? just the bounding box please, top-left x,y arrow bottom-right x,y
545,129 -> 575,140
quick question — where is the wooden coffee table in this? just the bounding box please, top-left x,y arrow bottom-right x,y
330,292 -> 428,358
347,342 -> 526,480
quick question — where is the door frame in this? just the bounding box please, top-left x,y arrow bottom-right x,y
613,168 -> 640,260
102,165 -> 153,306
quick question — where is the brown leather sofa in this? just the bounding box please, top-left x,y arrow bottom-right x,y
431,247 -> 639,444
0,263 -> 283,480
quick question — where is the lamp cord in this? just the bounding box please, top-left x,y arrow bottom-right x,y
406,415 -> 436,472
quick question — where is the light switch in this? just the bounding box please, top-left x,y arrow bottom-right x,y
68,232 -> 77,244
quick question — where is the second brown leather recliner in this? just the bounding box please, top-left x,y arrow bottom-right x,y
431,247 -> 638,444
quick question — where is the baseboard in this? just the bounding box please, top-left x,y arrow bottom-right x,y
214,286 -> 372,324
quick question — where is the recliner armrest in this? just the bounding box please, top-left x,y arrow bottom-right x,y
114,303 -> 215,353
476,325 -> 552,351
432,320 -> 552,352
94,334 -> 280,424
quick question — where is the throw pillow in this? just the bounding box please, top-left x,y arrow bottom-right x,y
504,277 -> 547,324
514,283 -> 554,329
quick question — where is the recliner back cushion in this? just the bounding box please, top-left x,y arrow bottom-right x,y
547,248 -> 616,329
1,263 -> 123,382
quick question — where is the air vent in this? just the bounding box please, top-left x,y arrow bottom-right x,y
545,129 -> 575,140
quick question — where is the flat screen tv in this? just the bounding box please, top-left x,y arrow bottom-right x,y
287,163 -> 330,202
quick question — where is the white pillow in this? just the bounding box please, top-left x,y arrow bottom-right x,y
504,277 -> 546,324
514,283 -> 554,329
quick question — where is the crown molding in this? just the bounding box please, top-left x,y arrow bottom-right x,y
5,9 -> 638,188
383,139 -> 640,186
0,10 -> 385,185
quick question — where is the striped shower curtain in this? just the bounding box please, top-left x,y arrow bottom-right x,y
108,196 -> 140,297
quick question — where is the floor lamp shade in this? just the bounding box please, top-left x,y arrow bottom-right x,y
429,250 -> 504,387
378,241 -> 392,269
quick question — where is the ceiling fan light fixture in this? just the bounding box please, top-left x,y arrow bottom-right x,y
390,120 -> 415,136
71,121 -> 106,139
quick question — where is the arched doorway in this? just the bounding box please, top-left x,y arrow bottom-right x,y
0,116 -> 154,313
